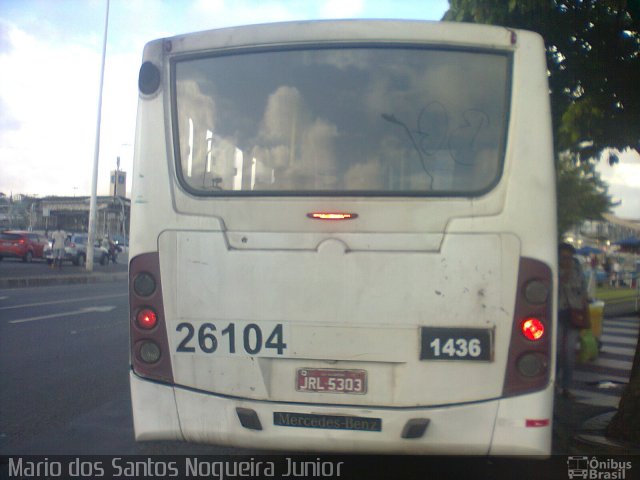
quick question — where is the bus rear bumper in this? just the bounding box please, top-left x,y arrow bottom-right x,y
130,371 -> 184,442
489,384 -> 554,457
130,372 -> 552,455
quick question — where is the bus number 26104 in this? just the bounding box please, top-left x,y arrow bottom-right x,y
176,322 -> 287,355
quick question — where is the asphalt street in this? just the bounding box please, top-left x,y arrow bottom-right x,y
0,280 -> 259,455
0,254 -> 127,279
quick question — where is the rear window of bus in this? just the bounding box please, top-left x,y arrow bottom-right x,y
172,46 -> 511,196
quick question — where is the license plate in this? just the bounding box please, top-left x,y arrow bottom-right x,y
296,368 -> 367,394
420,327 -> 493,361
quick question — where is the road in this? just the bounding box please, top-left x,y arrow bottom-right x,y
0,280 -> 259,455
0,255 -> 127,278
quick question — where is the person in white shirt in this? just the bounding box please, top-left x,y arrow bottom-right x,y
51,227 -> 66,269
611,260 -> 621,288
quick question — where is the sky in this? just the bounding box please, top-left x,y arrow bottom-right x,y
0,0 -> 638,220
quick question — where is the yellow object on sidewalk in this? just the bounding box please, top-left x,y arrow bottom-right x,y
589,301 -> 604,339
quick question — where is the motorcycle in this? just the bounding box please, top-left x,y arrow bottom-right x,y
107,240 -> 122,264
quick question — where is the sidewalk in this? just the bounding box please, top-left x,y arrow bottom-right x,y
0,255 -> 128,289
554,394 -> 640,455
573,411 -> 640,455
604,299 -> 639,318
555,303 -> 640,456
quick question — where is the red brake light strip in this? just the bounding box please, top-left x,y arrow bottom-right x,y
307,213 -> 358,220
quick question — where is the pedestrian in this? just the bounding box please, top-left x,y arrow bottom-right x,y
612,260 -> 621,288
102,235 -> 118,264
604,257 -> 612,279
108,238 -> 118,264
557,242 -> 589,399
51,226 -> 66,269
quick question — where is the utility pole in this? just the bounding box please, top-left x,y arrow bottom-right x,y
86,0 -> 109,271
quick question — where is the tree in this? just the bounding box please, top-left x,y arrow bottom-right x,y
556,152 -> 611,237
443,0 -> 640,443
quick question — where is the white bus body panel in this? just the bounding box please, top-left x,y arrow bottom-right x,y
131,372 -> 552,455
160,231 -> 518,405
130,371 -> 183,442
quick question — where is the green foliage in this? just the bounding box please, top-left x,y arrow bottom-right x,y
557,99 -> 604,153
556,153 -> 611,236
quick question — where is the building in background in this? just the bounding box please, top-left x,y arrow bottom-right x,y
564,214 -> 640,252
564,214 -> 640,288
13,196 -> 130,242
0,164 -> 130,241
110,157 -> 127,198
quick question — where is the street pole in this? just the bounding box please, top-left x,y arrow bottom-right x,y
86,0 -> 110,271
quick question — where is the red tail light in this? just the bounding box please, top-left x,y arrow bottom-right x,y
129,253 -> 173,383
503,258 -> 553,397
136,308 -> 158,329
521,318 -> 545,341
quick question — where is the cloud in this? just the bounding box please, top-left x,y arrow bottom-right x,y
253,86 -> 339,189
0,5 -> 156,197
0,20 -> 102,196
0,19 -> 14,54
260,86 -> 305,145
608,184 -> 640,219
597,149 -> 640,219
599,150 -> 640,188
301,118 -> 338,187
0,97 -> 20,132
187,0 -> 301,29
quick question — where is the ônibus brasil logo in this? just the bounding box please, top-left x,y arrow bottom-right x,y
567,456 -> 633,479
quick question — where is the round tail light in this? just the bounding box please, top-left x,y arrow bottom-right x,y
517,353 -> 548,377
524,280 -> 549,304
139,341 -> 161,364
136,308 -> 158,329
522,318 -> 545,341
133,272 -> 156,297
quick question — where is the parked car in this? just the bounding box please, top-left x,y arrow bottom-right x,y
0,230 -> 49,262
44,233 -> 109,266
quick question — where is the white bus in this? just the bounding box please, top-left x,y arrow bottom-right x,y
129,20 -> 556,455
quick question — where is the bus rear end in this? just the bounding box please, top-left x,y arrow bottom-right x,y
129,20 -> 556,455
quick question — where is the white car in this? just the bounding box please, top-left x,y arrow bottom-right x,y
44,233 -> 109,266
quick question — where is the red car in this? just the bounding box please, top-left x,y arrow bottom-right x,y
0,230 -> 49,262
